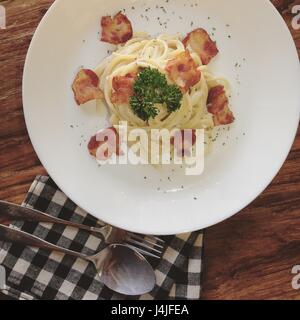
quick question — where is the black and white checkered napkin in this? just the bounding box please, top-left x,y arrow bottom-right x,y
0,176 -> 203,300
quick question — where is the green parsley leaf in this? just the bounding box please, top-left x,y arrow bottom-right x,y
130,67 -> 183,121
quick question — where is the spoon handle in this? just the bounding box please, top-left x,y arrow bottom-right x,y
0,224 -> 88,261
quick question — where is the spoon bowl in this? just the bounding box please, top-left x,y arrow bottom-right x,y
95,244 -> 156,295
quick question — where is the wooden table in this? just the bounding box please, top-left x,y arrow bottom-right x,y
0,0 -> 299,300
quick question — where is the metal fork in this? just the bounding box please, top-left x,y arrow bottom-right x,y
125,233 -> 165,259
0,201 -> 165,259
92,224 -> 165,259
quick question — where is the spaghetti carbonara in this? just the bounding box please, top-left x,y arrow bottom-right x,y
94,33 -> 230,152
71,12 -> 235,163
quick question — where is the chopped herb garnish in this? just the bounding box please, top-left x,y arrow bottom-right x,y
130,68 -> 183,121
160,6 -> 167,13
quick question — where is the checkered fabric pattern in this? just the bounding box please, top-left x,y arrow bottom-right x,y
0,176 -> 203,300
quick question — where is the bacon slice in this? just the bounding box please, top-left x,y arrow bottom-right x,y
111,72 -> 137,104
171,129 -> 197,157
88,135 -> 101,158
165,50 -> 201,93
207,85 -> 234,126
183,28 -> 219,65
101,12 -> 133,45
88,127 -> 122,160
72,69 -> 103,105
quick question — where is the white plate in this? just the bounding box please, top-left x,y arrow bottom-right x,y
23,0 -> 300,235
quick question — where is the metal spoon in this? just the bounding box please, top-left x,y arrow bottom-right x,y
0,224 -> 156,296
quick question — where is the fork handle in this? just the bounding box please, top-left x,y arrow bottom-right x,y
0,200 -> 106,234
0,224 -> 88,261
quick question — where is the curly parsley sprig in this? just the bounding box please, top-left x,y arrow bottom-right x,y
130,68 -> 183,121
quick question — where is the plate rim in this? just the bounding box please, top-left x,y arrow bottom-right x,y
22,0 -> 300,235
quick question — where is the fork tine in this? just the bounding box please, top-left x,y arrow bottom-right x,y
125,244 -> 160,259
140,234 -> 165,244
129,234 -> 165,249
152,236 -> 165,244
126,238 -> 163,255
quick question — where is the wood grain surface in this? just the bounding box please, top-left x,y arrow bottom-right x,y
0,0 -> 299,300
